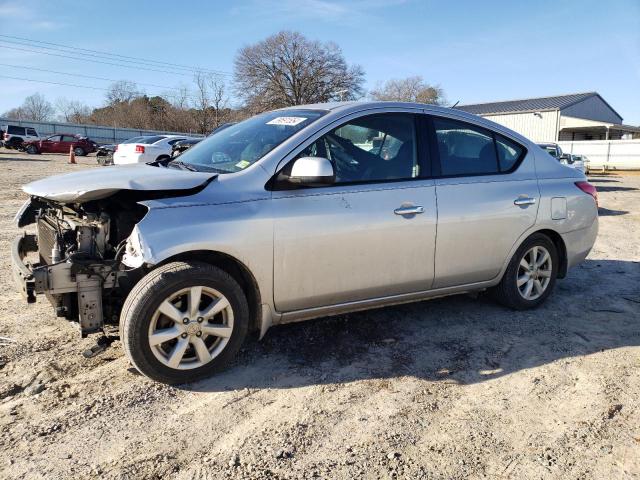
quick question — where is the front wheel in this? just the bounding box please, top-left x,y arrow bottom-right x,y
493,233 -> 558,310
26,144 -> 38,154
121,261 -> 249,384
74,147 -> 85,156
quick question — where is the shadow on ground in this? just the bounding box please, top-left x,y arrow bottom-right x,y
598,207 -> 629,216
183,259 -> 640,393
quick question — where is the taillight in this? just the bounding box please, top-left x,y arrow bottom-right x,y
114,145 -> 118,152
575,181 -> 598,207
135,145 -> 145,153
3,133 -> 8,140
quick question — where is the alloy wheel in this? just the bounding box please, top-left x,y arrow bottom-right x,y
148,286 -> 234,370
517,246 -> 553,301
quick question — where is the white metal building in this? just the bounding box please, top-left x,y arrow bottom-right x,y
457,92 -> 640,143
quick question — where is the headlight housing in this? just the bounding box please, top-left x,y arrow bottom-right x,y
122,225 -> 147,268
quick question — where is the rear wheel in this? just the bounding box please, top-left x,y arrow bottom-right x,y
121,261 -> 249,384
493,233 -> 558,310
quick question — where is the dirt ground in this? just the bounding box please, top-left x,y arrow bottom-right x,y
0,148 -> 638,480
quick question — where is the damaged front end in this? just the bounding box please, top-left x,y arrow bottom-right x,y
12,164 -> 216,337
12,195 -> 147,336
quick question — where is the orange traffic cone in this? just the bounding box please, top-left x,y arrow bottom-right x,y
68,145 -> 76,164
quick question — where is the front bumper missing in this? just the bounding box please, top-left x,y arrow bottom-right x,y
12,233 -> 119,336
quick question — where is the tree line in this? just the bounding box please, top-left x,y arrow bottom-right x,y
2,31 -> 445,134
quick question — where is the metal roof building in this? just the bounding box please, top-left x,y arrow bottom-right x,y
457,92 -> 639,142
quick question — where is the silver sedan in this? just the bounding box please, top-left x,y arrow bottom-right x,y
13,102 -> 598,384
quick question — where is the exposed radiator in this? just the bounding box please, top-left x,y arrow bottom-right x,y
36,216 -> 58,265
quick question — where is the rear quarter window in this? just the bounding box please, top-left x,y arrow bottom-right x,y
7,125 -> 25,135
495,134 -> 525,172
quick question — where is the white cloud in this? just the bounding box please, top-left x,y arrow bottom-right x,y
0,0 -> 64,29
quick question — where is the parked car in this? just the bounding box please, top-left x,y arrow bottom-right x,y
2,124 -> 40,149
113,135 -> 197,164
96,144 -> 116,165
171,138 -> 202,157
560,153 -> 587,174
23,134 -> 96,156
536,142 -> 563,160
572,154 -> 591,174
12,102 -> 598,384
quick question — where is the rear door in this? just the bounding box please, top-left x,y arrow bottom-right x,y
272,111 -> 437,312
60,135 -> 77,153
429,115 -> 539,288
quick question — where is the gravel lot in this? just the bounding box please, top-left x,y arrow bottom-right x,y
0,149 -> 638,479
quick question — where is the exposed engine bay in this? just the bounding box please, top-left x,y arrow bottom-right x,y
12,163 -> 217,338
15,195 -> 147,336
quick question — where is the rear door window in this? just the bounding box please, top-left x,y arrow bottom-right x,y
434,117 -> 498,176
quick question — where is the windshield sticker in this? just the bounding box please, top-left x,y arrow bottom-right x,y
235,160 -> 251,169
266,116 -> 307,126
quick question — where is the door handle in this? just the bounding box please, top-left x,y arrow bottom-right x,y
514,197 -> 536,206
394,205 -> 424,215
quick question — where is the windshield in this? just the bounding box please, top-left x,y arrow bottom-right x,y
174,109 -> 326,173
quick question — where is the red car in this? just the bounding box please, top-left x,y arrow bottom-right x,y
23,134 -> 97,156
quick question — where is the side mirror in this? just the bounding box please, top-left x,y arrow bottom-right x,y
286,156 -> 335,186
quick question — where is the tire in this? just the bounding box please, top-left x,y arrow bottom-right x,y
121,261 -> 249,384
493,233 -> 558,310
74,147 -> 85,156
156,155 -> 170,163
26,144 -> 38,154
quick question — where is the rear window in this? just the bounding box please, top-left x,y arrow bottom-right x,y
7,125 -> 25,135
138,136 -> 167,144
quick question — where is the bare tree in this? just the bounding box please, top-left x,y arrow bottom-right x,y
370,76 -> 445,105
10,93 -> 55,121
105,80 -> 140,105
56,98 -> 91,123
234,31 -> 365,111
191,72 -> 229,134
2,106 -> 27,120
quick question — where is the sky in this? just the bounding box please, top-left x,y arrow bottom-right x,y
0,0 -> 639,123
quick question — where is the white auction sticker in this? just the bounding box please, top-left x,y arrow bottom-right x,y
266,116 -> 307,126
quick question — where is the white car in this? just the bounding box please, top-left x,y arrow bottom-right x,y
113,135 -> 197,165
560,153 -> 587,174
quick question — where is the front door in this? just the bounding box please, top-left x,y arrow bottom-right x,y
272,112 -> 437,312
430,116 -> 540,288
40,135 -> 62,153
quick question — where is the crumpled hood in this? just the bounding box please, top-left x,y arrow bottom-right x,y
23,164 -> 216,203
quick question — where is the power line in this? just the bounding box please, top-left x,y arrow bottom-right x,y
0,62 -> 190,92
0,74 -> 205,102
0,36 -> 232,76
0,44 -> 233,78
